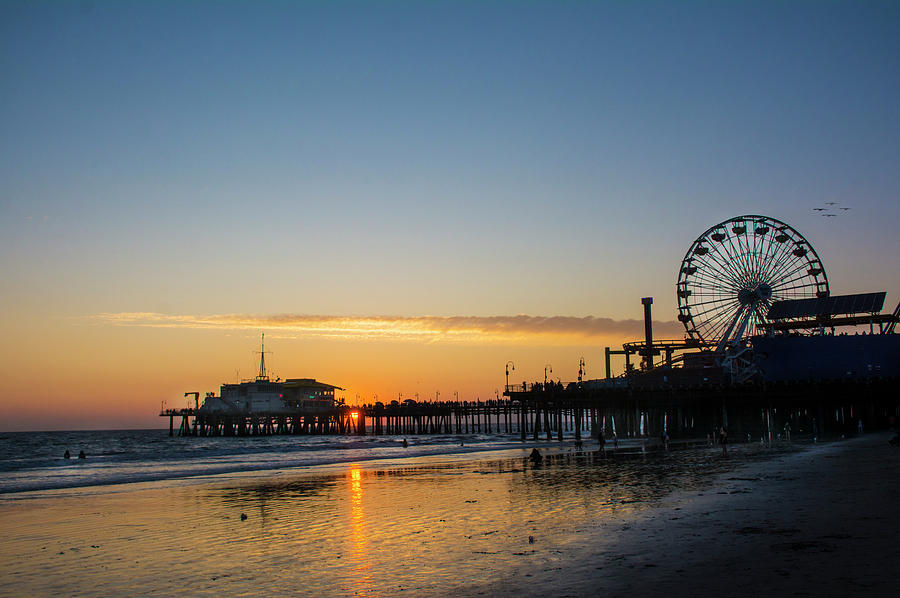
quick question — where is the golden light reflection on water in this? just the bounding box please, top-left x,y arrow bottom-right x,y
348,465 -> 373,596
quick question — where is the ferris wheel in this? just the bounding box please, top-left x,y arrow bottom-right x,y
676,215 -> 829,351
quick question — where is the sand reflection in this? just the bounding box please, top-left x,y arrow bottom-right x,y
348,466 -> 373,595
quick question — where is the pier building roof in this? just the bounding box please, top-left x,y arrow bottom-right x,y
766,292 -> 886,321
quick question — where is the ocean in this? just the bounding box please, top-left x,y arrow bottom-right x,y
0,429 -> 561,495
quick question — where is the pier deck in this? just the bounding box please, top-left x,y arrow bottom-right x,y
162,376 -> 899,441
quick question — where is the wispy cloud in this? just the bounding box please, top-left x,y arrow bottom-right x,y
91,312 -> 683,345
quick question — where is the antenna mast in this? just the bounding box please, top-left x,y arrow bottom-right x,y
255,333 -> 272,381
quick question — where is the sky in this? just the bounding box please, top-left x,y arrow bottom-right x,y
1,0 -> 899,431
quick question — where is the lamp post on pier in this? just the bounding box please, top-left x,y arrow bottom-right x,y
505,361 -> 515,391
544,364 -> 553,386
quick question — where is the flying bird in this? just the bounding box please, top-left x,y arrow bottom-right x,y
813,207 -> 826,211
825,201 -> 837,206
825,213 -> 837,217
840,207 -> 851,211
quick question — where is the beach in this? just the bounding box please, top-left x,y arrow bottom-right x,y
480,432 -> 900,597
1,432 -> 897,597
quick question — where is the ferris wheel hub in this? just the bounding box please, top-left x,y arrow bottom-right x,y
738,283 -> 773,305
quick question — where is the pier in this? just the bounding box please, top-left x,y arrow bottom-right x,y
162,399 -> 524,438
161,375 -> 899,442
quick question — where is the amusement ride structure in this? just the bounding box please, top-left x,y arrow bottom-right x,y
614,214 -> 896,384
676,215 -> 829,351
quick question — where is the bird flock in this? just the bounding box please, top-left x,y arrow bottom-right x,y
812,201 -> 851,218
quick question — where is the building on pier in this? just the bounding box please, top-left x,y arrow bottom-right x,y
197,334 -> 344,415
201,378 -> 344,415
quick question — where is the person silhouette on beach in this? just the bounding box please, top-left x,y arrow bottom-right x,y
401,439 -> 408,448
528,448 -> 543,465
719,427 -> 727,456
78,450 -> 86,459
64,450 -> 70,459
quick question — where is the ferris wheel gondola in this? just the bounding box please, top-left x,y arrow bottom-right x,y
676,215 -> 829,351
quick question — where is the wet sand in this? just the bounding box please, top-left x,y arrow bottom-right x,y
478,432 -> 900,597
1,435 -> 896,596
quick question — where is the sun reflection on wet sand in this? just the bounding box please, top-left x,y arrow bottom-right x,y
348,466 -> 373,596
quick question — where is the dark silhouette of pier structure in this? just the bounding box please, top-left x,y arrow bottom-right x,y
162,372 -> 898,443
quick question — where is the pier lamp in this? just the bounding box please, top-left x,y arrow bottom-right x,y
505,361 -> 515,390
544,364 -> 552,386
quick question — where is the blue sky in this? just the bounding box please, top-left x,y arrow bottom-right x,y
2,0 -> 899,334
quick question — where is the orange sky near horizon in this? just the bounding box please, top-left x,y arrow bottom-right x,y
0,310 -> 677,431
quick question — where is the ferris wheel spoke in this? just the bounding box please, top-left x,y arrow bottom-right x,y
684,272 -> 742,296
767,259 -> 805,291
769,264 -> 820,290
760,244 -> 795,282
692,301 -> 739,325
704,306 -> 743,344
770,280 -> 822,299
702,305 -> 742,336
694,300 -> 742,336
765,243 -> 808,282
703,242 -> 750,288
761,232 -> 803,283
753,234 -> 775,282
683,295 -> 741,310
735,218 -> 762,280
747,221 -> 764,274
694,313 -> 735,339
752,216 -> 779,268
683,267 -> 739,290
689,247 -> 744,288
756,232 -> 785,285
769,264 -> 815,291
723,228 -> 754,286
709,235 -> 753,286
